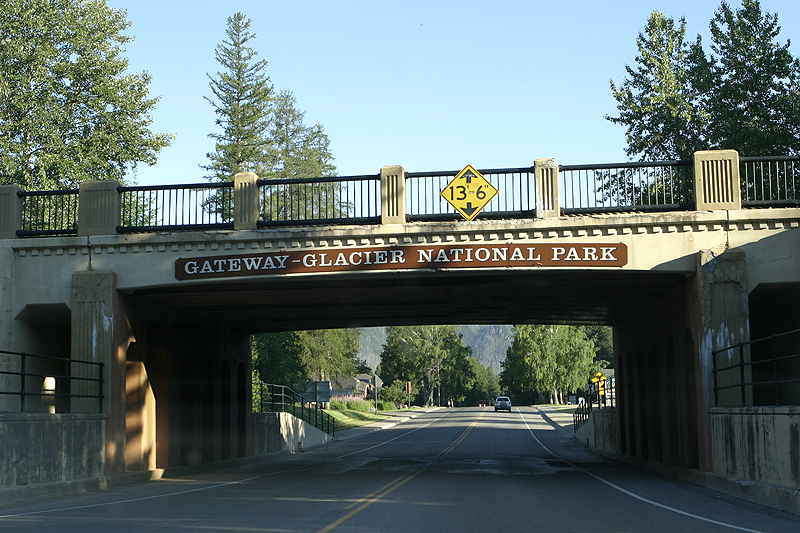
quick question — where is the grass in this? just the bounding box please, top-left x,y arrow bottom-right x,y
327,409 -> 394,431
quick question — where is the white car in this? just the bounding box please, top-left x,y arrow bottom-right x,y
494,396 -> 512,412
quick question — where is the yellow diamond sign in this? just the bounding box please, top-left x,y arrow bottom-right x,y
441,165 -> 498,220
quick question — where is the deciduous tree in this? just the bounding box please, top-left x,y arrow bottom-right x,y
500,325 -> 603,404
607,0 -> 800,161
0,0 -> 171,189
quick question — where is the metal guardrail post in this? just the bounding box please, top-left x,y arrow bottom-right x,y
19,352 -> 26,413
772,334 -> 780,406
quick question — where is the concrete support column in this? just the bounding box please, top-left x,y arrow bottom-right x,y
381,165 -> 406,225
0,185 -> 22,239
234,172 -> 260,230
72,270 -> 128,474
697,250 -> 752,409
694,150 -> 741,211
71,271 -> 116,414
78,181 -> 121,236
534,158 -> 560,218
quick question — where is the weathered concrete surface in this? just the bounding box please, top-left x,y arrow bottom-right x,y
0,414 -> 106,488
710,407 -> 800,490
575,408 -> 616,453
253,412 -> 332,455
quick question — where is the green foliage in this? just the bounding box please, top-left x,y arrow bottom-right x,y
380,379 -> 413,405
203,13 -> 343,224
202,12 -> 273,181
584,325 -> 614,367
330,396 -> 372,412
704,0 -> 800,157
607,0 -> 800,163
379,325 -> 476,406
606,11 -> 707,162
0,0 -> 172,189
461,356 -> 501,405
377,400 -> 395,411
500,325 -> 605,404
252,331 -> 306,391
252,329 -> 361,390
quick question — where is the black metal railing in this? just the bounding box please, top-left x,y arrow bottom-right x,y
740,155 -> 800,207
9,155 -> 800,238
574,376 -> 616,432
16,189 -> 80,237
712,329 -> 800,407
252,382 -> 335,436
118,182 -> 235,232
257,174 -> 381,227
560,160 -> 694,214
406,167 -> 536,221
0,350 -> 104,413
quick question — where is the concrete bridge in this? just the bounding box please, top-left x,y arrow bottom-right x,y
1,149 -> 799,509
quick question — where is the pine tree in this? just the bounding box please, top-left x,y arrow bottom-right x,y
0,0 -> 171,189
202,12 -> 273,181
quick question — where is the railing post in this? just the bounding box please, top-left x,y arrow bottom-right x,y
694,149 -> 741,210
78,180 -> 120,236
534,158 -> 560,218
0,185 -> 22,239
381,165 -> 406,225
234,172 -> 259,230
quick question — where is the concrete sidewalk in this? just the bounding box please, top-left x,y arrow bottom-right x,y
533,405 -> 577,438
334,407 -> 441,441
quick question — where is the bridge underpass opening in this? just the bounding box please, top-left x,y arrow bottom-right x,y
119,266 -> 709,473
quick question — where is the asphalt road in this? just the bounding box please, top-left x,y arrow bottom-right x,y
2,407 -> 798,532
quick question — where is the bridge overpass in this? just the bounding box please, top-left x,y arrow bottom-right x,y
1,149 -> 799,508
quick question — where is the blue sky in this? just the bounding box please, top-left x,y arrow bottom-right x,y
106,1 -> 800,186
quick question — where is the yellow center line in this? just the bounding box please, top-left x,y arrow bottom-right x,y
317,408 -> 487,533
316,470 -> 423,533
437,408 -> 486,457
343,472 -> 414,510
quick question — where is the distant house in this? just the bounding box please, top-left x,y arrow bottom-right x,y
330,374 -> 381,399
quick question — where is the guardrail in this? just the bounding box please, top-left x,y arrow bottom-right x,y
257,174 -> 381,227
560,160 -> 694,214
118,182 -> 235,232
0,350 -> 104,413
406,167 -> 536,221
5,153 -> 800,238
740,155 -> 800,207
252,382 -> 335,436
17,189 -> 80,237
712,328 -> 800,407
574,376 -> 616,432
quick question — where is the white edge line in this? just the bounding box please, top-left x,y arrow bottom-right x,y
516,408 -> 766,533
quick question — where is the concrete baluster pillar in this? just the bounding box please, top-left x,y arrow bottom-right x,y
694,150 -> 741,211
381,165 -> 406,225
0,185 -> 22,239
234,172 -> 260,230
534,158 -> 560,218
78,181 -> 121,236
